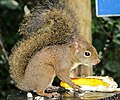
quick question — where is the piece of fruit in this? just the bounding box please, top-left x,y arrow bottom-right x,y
60,76 -> 118,92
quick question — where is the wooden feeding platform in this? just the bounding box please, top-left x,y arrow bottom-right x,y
7,89 -> 120,100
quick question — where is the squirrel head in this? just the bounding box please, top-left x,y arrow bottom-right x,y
71,38 -> 100,66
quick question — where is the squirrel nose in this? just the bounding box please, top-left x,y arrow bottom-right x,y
96,59 -> 100,64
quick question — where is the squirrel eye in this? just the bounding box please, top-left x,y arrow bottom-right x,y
84,51 -> 91,57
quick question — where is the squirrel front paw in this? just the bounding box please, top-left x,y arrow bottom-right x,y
73,84 -> 83,93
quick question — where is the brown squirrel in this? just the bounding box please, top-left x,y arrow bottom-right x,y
9,2 -> 100,97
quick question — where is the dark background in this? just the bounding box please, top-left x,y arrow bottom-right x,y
0,0 -> 120,99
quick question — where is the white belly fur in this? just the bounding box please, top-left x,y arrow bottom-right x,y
70,63 -> 81,71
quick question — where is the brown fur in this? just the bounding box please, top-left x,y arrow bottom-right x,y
9,3 -> 100,97
9,33 -> 100,97
19,7 -> 77,38
9,7 -> 77,84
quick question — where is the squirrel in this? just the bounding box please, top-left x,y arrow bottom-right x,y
9,1 -> 100,97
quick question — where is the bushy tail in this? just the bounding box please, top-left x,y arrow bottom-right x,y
19,7 -> 76,38
9,8 -> 76,84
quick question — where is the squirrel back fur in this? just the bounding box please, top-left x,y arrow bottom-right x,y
19,3 -> 78,38
9,5 -> 79,84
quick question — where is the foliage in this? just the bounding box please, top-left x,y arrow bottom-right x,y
0,0 -> 120,99
0,0 -> 23,99
92,1 -> 120,86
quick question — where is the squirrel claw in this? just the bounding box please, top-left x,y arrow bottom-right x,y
75,88 -> 84,93
52,93 -> 60,98
46,93 -> 60,99
73,84 -> 84,93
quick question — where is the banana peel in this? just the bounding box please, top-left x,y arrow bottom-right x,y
60,76 -> 118,92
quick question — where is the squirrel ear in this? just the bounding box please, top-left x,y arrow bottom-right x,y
74,42 -> 79,52
78,40 -> 89,49
74,42 -> 78,49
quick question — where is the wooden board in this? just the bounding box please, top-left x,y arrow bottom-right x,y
7,90 -> 120,100
64,0 -> 93,77
63,91 -> 120,100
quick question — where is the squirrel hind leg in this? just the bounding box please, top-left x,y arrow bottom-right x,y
36,90 -> 52,97
36,78 -> 55,97
36,65 -> 56,97
36,90 -> 60,98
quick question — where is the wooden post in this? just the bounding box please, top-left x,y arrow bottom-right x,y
64,0 -> 93,76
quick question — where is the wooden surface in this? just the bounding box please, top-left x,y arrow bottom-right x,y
7,90 -> 120,100
65,0 -> 92,42
64,0 -> 93,77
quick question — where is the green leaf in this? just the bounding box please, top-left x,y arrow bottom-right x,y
105,61 -> 120,73
0,0 -> 20,10
113,33 -> 120,45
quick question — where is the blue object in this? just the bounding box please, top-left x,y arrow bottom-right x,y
96,0 -> 120,17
